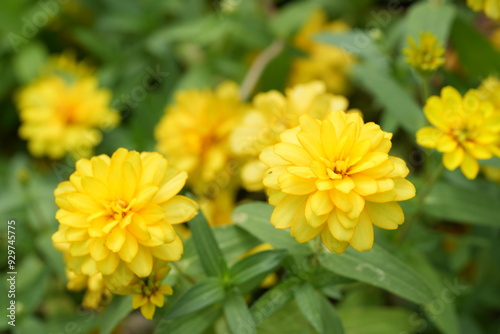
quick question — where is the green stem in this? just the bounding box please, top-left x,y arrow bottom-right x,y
397,163 -> 444,243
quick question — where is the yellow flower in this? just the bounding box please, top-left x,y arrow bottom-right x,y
16,54 -> 119,159
416,86 -> 500,179
467,0 -> 500,20
403,31 -> 445,73
155,82 -> 246,225
477,76 -> 500,108
289,10 -> 354,94
52,148 -> 198,287
260,110 -> 415,254
66,271 -> 110,309
231,81 -> 352,192
127,265 -> 173,320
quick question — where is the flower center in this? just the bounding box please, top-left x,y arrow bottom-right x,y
109,199 -> 131,220
327,160 -> 350,179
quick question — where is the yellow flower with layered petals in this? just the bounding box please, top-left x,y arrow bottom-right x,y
16,54 -> 119,159
403,31 -> 445,73
155,82 -> 246,225
416,86 -> 500,179
467,0 -> 500,20
231,81 -> 352,192
260,110 -> 415,254
52,148 -> 198,288
289,10 -> 354,94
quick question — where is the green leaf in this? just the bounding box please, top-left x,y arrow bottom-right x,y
405,1 -> 456,44
232,202 -> 312,256
450,15 -> 500,78
98,296 -> 133,334
423,181 -> 500,226
257,300 -> 316,334
319,244 -> 434,305
223,288 -> 256,334
165,277 -> 225,320
482,157 -> 500,167
250,277 -> 300,325
13,41 -> 47,83
228,250 -> 286,294
295,282 -> 344,334
188,207 -> 228,277
338,307 -> 415,334
352,62 -> 426,135
155,304 -> 222,334
270,1 -> 318,38
213,225 -> 262,264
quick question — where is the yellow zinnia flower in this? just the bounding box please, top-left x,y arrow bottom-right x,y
403,31 -> 445,73
477,76 -> 500,108
289,10 -> 354,95
467,0 -> 500,20
155,82 -> 246,225
16,54 -> 119,159
417,86 -> 500,179
52,148 -> 198,287
231,81 -> 351,192
260,110 -> 415,254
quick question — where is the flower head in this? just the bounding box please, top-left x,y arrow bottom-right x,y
231,81 -> 351,191
260,110 -> 415,254
467,0 -> 500,20
289,10 -> 354,94
155,82 -> 246,225
403,31 -> 445,73
16,54 -> 119,159
52,148 -> 198,287
416,86 -> 500,179
477,76 -> 500,108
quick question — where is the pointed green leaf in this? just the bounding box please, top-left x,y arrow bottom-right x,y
165,277 -> 225,320
156,304 -> 221,334
223,288 -> 256,334
405,1 -> 456,44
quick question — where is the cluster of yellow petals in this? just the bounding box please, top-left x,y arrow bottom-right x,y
289,9 -> 354,95
16,54 -> 119,159
53,148 -> 198,311
66,271 -> 110,309
467,0 -> 500,20
231,81 -> 351,191
416,86 -> 500,179
403,31 -> 445,73
155,82 -> 246,225
260,110 -> 416,254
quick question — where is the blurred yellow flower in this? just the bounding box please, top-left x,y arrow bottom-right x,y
155,82 -> 246,225
231,81 -> 351,192
467,0 -> 500,20
477,76 -> 500,108
66,271 -> 110,309
52,148 -> 198,287
289,10 -> 354,94
260,110 -> 415,254
16,54 -> 119,159
417,86 -> 500,179
403,31 -> 445,73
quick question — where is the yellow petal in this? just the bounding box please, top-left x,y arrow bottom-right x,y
122,161 -> 138,202
460,153 -> 479,179
351,174 -> 378,196
162,196 -> 199,224
140,302 -> 156,320
69,239 -> 91,257
305,199 -> 328,228
364,190 -> 397,203
81,256 -> 98,275
150,292 -> 165,307
287,166 -> 316,179
132,294 -> 148,309
327,213 -> 354,241
138,204 -> 166,225
290,203 -> 323,243
106,227 -> 126,252
90,237 -> 109,261
436,135 -> 458,152
153,172 -> 188,204
81,177 -> 109,202
65,227 -> 89,242
297,131 -> 324,161
416,127 -> 442,148
271,195 -> 307,229
97,252 -> 120,275
91,155 -> 110,182
260,146 -> 289,168
118,231 -> 139,262
263,166 -> 287,190
65,193 -> 102,214
151,236 -> 184,261
365,202 -> 403,230
309,191 -> 333,216
278,174 -> 316,195
128,246 -> 153,277
336,210 -> 357,229
443,148 -> 464,170
334,177 -> 354,193
393,178 -> 416,201
346,191 -> 365,219
321,229 -> 348,254
349,211 -> 374,252
274,143 -> 312,166
330,190 -> 352,213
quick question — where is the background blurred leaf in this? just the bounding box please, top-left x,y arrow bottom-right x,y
155,304 -> 221,334
223,288 -> 256,334
405,1 -> 456,44
338,307 -> 416,334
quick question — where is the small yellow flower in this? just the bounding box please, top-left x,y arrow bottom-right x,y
155,82 -> 246,225
467,0 -> 500,20
260,110 -> 415,254
403,31 -> 445,73
417,86 -> 500,179
289,10 -> 354,94
16,54 -> 119,159
231,81 -> 352,192
477,76 -> 500,109
52,148 -> 198,287
66,271 -> 110,309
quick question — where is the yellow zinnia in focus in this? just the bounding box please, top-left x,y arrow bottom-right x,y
417,86 -> 500,179
52,148 -> 198,287
155,82 -> 247,225
289,10 -> 354,95
231,81 -> 352,192
260,110 -> 415,254
467,0 -> 500,20
403,31 -> 445,73
16,54 -> 119,159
